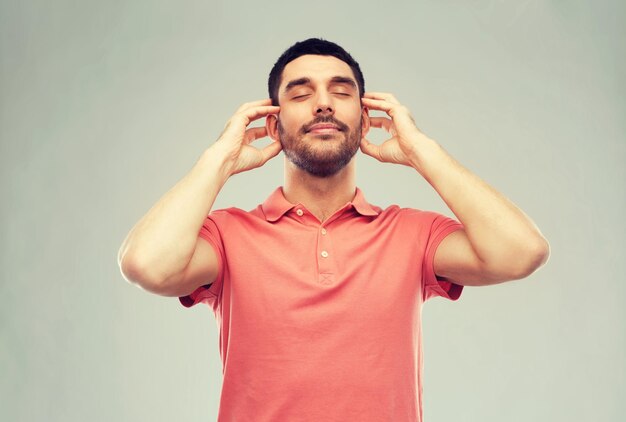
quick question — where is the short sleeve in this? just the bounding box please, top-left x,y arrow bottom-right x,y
422,212 -> 465,302
178,214 -> 225,308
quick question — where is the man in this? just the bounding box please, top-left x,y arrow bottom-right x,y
118,38 -> 549,421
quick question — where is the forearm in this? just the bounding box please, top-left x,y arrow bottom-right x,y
408,134 -> 549,270
118,145 -> 230,287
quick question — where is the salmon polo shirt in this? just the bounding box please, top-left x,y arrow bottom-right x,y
179,187 -> 465,422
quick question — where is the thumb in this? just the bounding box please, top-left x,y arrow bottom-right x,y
360,138 -> 381,161
260,139 -> 283,164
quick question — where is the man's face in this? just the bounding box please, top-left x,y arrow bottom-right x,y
270,55 -> 369,177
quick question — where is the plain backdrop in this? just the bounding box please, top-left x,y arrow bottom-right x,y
1,0 -> 624,421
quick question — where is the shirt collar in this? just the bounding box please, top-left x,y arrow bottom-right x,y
262,186 -> 380,222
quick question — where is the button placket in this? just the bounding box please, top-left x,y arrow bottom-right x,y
317,224 -> 336,285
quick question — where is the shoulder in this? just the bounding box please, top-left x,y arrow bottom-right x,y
207,205 -> 266,226
373,206 -> 460,239
376,205 -> 439,224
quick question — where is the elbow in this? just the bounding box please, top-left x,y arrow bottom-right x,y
472,237 -> 550,286
515,237 -> 551,279
118,253 -> 165,295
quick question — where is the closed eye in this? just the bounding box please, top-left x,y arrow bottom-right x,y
292,93 -> 350,100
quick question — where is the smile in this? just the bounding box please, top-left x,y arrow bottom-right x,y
308,127 -> 340,134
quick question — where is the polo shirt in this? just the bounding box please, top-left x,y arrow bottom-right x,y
179,186 -> 464,422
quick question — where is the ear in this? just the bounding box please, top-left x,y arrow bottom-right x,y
266,114 -> 280,141
360,106 -> 370,138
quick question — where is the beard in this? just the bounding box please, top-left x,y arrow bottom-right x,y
278,115 -> 362,178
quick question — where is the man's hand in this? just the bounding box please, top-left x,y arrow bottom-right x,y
360,91 -> 550,285
212,99 -> 282,176
359,92 -> 427,169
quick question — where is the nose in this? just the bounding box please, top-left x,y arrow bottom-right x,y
314,91 -> 334,116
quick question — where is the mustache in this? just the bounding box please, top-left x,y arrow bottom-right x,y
301,116 -> 349,133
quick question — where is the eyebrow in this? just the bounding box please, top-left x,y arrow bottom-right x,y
283,76 -> 358,94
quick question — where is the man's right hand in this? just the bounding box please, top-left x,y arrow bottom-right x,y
118,99 -> 281,296
211,99 -> 282,177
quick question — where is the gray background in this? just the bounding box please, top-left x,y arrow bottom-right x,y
1,0 -> 624,421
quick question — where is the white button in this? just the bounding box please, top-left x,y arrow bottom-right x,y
321,228 -> 327,235
296,209 -> 304,216
321,251 -> 329,258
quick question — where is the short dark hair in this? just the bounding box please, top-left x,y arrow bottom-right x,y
267,38 -> 365,106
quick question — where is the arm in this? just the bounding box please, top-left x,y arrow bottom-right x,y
360,92 -> 550,286
117,99 -> 282,296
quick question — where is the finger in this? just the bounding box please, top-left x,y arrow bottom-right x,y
369,116 -> 394,133
359,138 -> 382,162
360,97 -> 396,114
363,92 -> 400,104
243,126 -> 268,144
236,105 -> 281,126
236,98 -> 273,112
260,139 -> 283,164
362,98 -> 410,119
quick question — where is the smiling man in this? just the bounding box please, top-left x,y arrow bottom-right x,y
276,63 -> 363,178
118,38 -> 550,421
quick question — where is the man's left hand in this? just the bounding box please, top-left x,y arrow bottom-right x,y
360,92 -> 428,168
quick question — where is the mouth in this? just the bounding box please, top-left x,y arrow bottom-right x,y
306,124 -> 341,134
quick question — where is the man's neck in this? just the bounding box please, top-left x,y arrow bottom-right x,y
283,159 -> 357,223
